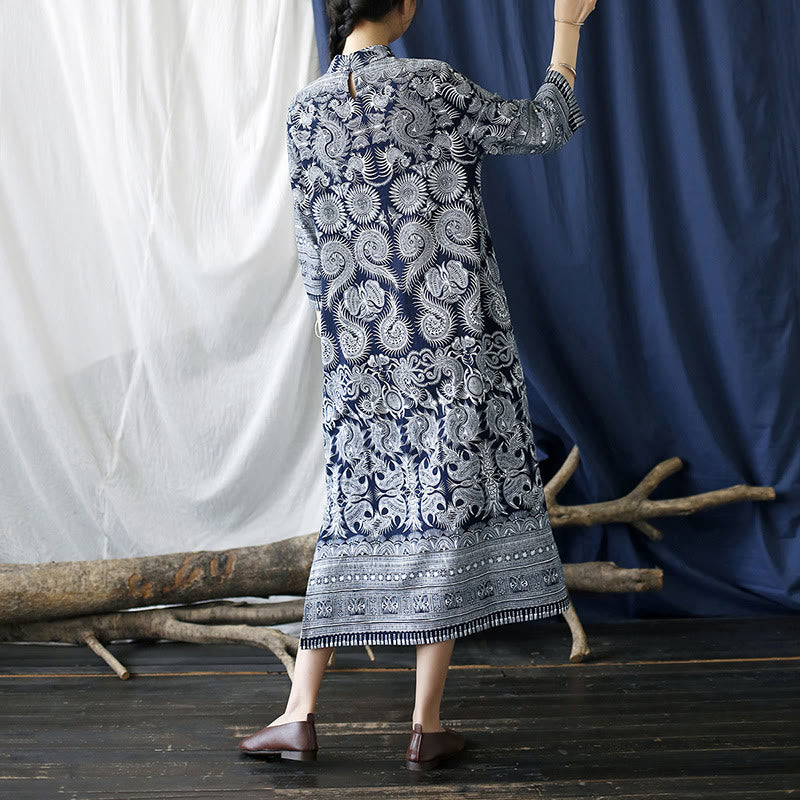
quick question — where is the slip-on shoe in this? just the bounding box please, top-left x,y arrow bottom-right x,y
405,722 -> 465,770
238,712 -> 318,761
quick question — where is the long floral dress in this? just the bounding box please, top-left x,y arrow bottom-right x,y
285,43 -> 586,648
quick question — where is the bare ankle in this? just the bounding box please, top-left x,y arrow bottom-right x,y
285,701 -> 314,718
412,713 -> 443,732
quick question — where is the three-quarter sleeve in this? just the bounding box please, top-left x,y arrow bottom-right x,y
286,107 -> 324,311
442,65 -> 586,157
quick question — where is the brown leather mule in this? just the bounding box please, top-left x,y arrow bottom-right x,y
238,712 -> 318,761
405,722 -> 466,770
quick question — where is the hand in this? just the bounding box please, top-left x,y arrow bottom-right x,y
554,0 -> 597,25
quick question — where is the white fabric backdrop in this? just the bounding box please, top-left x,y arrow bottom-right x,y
0,0 -> 326,563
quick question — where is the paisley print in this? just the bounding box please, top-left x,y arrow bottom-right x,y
286,43 -> 586,648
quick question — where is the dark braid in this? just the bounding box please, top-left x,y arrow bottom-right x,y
325,0 -> 405,60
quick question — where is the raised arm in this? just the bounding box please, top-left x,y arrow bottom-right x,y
441,66 -> 585,157
550,0 -> 593,91
440,0 -> 596,157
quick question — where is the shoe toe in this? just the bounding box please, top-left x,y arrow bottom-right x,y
238,727 -> 275,751
238,735 -> 262,751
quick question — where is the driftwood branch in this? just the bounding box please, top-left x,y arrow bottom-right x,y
546,447 -> 775,540
0,600 -> 305,679
562,561 -> 662,593
81,631 -> 130,679
0,446 -> 775,673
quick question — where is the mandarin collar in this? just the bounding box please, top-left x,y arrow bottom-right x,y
327,43 -> 395,73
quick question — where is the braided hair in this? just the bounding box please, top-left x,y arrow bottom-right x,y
325,0 -> 405,60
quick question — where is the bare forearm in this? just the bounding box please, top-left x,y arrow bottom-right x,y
550,21 -> 581,90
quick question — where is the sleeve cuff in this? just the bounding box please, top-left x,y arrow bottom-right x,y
543,68 -> 586,134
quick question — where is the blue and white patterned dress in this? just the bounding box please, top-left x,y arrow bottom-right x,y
286,43 -> 585,649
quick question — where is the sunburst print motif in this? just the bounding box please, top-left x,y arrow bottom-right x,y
344,184 -> 381,225
426,161 -> 467,203
389,172 -> 428,215
312,192 -> 347,234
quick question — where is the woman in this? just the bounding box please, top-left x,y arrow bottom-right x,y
239,0 -> 596,770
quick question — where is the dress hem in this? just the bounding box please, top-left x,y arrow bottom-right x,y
298,593 -> 571,649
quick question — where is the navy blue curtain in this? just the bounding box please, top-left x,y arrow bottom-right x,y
309,0 -> 800,621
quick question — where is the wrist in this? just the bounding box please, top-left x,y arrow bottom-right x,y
551,23 -> 580,76
553,24 -> 580,47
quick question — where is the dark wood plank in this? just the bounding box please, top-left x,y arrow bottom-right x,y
1,615 -> 799,798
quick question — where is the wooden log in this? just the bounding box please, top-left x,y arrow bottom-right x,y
0,534 -> 317,625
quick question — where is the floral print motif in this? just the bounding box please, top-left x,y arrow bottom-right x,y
286,44 -> 586,649
425,259 -> 470,303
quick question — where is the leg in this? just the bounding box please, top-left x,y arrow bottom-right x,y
412,638 -> 455,732
266,645 -> 334,726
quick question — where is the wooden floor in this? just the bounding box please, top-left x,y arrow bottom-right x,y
2,614 -> 799,799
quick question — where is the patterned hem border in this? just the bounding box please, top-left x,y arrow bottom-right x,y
298,593 -> 571,649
